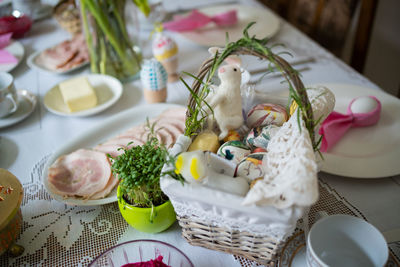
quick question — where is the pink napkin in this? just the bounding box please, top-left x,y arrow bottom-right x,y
319,96 -> 381,152
163,9 -> 237,32
0,33 -> 18,64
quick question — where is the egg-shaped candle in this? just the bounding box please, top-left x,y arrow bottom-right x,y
152,32 -> 179,82
140,58 -> 168,103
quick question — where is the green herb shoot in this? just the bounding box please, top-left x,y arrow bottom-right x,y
108,119 -> 182,211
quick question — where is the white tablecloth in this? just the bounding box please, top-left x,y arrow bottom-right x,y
1,0 -> 399,266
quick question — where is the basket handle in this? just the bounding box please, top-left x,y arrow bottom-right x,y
185,46 -> 315,149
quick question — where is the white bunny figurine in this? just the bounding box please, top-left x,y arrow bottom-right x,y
207,64 -> 244,140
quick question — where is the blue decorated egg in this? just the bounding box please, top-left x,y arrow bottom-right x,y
140,58 -> 168,91
217,140 -> 251,164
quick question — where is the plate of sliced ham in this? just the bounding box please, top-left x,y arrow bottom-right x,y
42,103 -> 186,206
27,33 -> 89,74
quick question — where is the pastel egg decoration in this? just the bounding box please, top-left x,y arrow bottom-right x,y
245,124 -> 280,150
246,103 -> 288,128
188,131 -> 220,153
152,32 -> 179,82
350,96 -> 379,114
140,58 -> 168,103
223,129 -> 241,142
217,140 -> 251,164
236,152 -> 268,183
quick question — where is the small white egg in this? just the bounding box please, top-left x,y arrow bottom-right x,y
350,96 -> 377,113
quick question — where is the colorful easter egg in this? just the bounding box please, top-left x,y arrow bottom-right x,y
253,147 -> 267,153
246,103 -> 288,128
223,130 -> 241,142
188,131 -> 220,153
236,152 -> 267,182
140,58 -> 168,91
245,125 -> 280,150
152,33 -> 178,62
217,140 -> 251,164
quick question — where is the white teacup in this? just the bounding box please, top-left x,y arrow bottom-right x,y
0,72 -> 19,118
306,214 -> 388,267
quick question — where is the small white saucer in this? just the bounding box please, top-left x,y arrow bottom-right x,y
43,74 -> 123,117
0,90 -> 37,129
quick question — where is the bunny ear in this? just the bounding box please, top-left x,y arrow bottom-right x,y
224,55 -> 242,67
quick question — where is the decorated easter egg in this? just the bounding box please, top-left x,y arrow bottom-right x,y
223,130 -> 241,142
140,58 -> 168,91
253,147 -> 267,153
245,125 -> 280,150
236,152 -> 267,182
188,131 -> 220,153
246,103 -> 288,128
217,140 -> 251,164
152,32 -> 178,62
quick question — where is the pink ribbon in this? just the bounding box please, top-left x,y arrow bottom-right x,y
0,33 -> 18,64
163,9 -> 237,32
319,96 -> 381,152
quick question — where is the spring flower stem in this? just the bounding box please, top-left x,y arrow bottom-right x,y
80,1 -> 98,73
82,0 -> 139,78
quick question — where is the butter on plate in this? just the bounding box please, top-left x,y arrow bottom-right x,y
59,77 -> 98,112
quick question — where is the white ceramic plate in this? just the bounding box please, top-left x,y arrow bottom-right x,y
0,90 -> 37,128
179,4 -> 280,47
318,83 -> 400,178
43,74 -> 123,117
42,103 -> 185,206
27,49 -> 89,75
0,40 -> 24,73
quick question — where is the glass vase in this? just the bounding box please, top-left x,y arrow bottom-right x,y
80,0 -> 141,82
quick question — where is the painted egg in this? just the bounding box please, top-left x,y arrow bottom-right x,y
246,103 -> 288,128
245,125 -> 280,150
140,58 -> 168,91
152,32 -> 178,62
236,152 -> 267,182
350,96 -> 378,114
188,131 -> 220,153
253,147 -> 267,153
217,140 -> 251,164
223,130 -> 241,142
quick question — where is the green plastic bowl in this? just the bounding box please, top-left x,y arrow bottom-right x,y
117,186 -> 176,233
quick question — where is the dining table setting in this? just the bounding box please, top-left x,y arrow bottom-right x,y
1,0 -> 400,266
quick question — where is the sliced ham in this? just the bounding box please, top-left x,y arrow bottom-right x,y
94,144 -> 126,158
48,149 -> 111,199
47,107 -> 187,202
103,137 -> 144,149
159,107 -> 187,121
90,174 -> 119,200
37,33 -> 89,71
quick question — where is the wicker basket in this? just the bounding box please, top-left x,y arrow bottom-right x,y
161,26 -> 318,265
53,0 -> 81,35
